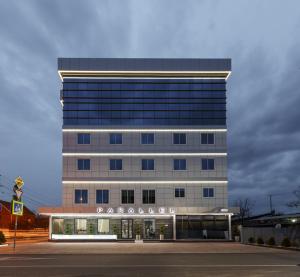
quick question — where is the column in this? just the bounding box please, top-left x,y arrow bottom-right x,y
228,214 -> 232,241
172,215 -> 176,240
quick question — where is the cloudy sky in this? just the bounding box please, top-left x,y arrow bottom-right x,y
0,0 -> 299,214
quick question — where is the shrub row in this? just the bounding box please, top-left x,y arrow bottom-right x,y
248,236 -> 291,247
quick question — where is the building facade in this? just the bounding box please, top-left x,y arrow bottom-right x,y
40,58 -> 235,240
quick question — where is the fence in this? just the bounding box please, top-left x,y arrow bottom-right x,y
241,225 -> 300,246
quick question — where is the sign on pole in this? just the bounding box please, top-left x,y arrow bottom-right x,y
11,200 -> 24,216
11,176 -> 25,249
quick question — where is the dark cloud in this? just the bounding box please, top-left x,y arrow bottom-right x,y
0,0 -> 299,214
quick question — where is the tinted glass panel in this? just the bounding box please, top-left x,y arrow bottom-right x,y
174,159 -> 186,170
77,159 -> 90,170
110,159 -> 122,170
75,189 -> 88,203
141,133 -> 154,144
62,79 -> 227,126
77,133 -> 90,144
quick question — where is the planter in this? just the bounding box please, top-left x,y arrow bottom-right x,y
135,234 -> 141,241
234,236 -> 240,242
160,234 -> 164,240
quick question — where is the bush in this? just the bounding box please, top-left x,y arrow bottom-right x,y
0,231 -> 6,244
248,237 -> 255,243
257,237 -> 264,245
281,237 -> 291,247
267,237 -> 276,246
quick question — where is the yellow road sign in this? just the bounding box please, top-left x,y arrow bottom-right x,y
15,176 -> 24,188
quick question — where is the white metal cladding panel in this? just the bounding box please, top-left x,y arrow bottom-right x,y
62,183 -> 228,208
62,156 -> 227,179
63,132 -> 226,152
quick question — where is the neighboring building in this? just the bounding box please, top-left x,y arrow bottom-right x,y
0,200 -> 36,229
40,58 -> 236,240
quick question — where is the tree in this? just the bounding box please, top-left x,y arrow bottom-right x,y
287,186 -> 300,209
234,198 -> 255,224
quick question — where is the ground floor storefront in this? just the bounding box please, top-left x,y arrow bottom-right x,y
48,214 -> 232,241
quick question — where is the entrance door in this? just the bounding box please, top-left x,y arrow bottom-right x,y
144,219 -> 155,239
121,219 -> 133,239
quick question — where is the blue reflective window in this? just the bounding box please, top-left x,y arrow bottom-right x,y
173,133 -> 186,144
77,159 -> 90,170
110,159 -> 122,170
96,190 -> 109,204
173,159 -> 186,170
175,188 -> 185,198
201,133 -> 214,144
202,159 -> 215,170
109,133 -> 122,144
75,189 -> 88,204
77,133 -> 91,144
141,133 -> 154,144
141,159 -> 155,170
203,188 -> 214,198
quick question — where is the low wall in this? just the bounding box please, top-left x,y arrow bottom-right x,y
241,225 -> 300,246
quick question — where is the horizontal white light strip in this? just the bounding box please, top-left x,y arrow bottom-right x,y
58,70 -> 231,81
42,212 -> 232,217
63,129 -> 227,133
52,234 -> 117,240
62,180 -> 228,184
62,152 -> 227,157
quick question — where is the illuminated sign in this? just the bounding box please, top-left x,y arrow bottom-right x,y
96,207 -> 176,215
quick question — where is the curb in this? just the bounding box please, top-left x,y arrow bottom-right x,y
244,243 -> 300,252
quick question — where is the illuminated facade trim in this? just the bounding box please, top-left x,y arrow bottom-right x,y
62,128 -> 227,133
62,180 -> 228,184
62,152 -> 227,157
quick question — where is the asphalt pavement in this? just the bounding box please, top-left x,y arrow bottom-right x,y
0,243 -> 299,276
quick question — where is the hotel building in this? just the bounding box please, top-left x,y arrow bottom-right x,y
40,58 -> 236,240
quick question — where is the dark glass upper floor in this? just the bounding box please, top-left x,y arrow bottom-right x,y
61,79 -> 227,126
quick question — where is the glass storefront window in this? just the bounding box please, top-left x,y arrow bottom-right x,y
87,219 -> 97,235
64,218 -> 74,235
75,219 -> 87,234
52,218 -> 64,234
98,219 -> 110,234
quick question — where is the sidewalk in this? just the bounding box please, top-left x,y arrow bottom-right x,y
0,241 -> 292,255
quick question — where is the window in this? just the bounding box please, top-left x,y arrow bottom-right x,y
143,190 -> 155,204
141,159 -> 155,170
75,219 -> 87,234
141,133 -> 154,144
110,133 -> 122,144
110,159 -> 122,170
98,219 -> 109,234
201,158 -> 215,170
77,133 -> 90,144
173,159 -> 186,170
201,133 -> 214,144
77,159 -> 90,170
75,189 -> 88,204
175,188 -> 185,198
122,190 -> 134,204
96,190 -> 109,204
173,133 -> 186,144
203,188 -> 214,198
